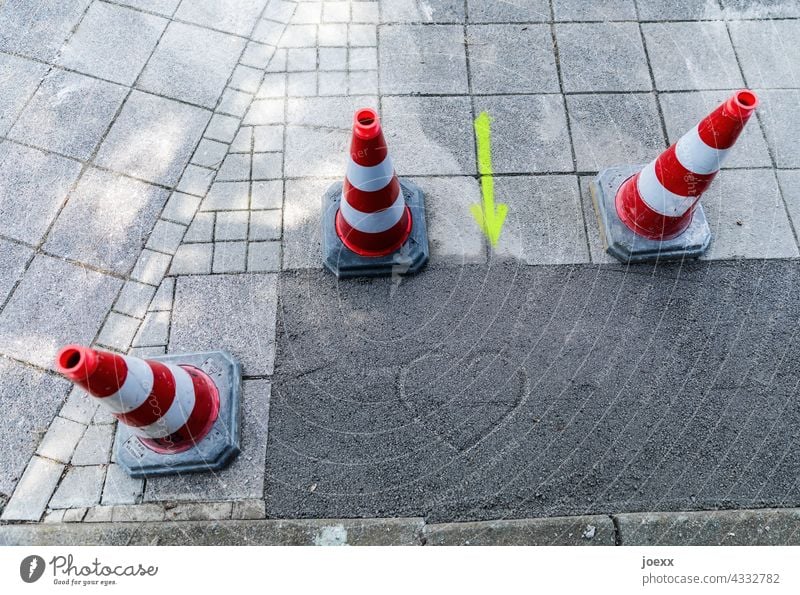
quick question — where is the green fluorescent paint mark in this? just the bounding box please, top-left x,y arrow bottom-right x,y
470,111 -> 507,247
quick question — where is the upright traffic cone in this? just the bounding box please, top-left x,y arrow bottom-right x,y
322,107 -> 429,277
55,345 -> 241,478
591,90 -> 758,263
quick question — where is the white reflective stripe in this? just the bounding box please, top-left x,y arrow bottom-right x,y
133,365 -> 195,439
340,187 -> 405,233
675,125 -> 730,175
98,356 -> 153,414
346,156 -> 395,192
637,160 -> 695,217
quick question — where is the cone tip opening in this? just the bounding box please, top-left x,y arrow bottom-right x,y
734,90 -> 758,111
55,344 -> 95,379
353,108 -> 380,140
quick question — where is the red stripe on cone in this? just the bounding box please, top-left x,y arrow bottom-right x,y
343,176 -> 401,212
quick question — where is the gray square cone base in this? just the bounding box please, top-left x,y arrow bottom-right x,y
590,165 -> 711,264
322,179 -> 430,278
115,351 -> 242,479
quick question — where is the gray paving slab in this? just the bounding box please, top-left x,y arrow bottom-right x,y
137,21 -> 247,108
553,0 -> 636,20
0,0 -> 91,62
467,0 -> 549,23
174,0 -> 268,36
216,211 -> 250,241
71,423 -> 115,466
279,24 -> 317,48
556,23 -> 651,93
757,89 -> 800,169
721,0 -> 800,18
212,241 -> 247,272
379,25 -> 468,95
114,281 -> 156,319
349,46 -> 377,70
111,503 -> 165,522
218,88 -> 253,118
473,95 -> 572,173
146,220 -> 186,254
59,386 -> 99,425
268,261 -> 800,520
45,168 -> 169,274
244,98 -> 285,125
0,239 -> 32,305
149,278 -> 175,311
0,53 -> 48,136
131,249 -> 171,286
192,139 -> 229,168
36,416 -> 86,464
232,499 -> 267,519
145,380 -> 271,501
642,22 -> 744,91
202,181 -> 250,211
287,47 -> 317,71
0,456 -> 63,521
242,41 -> 276,69
637,0 -> 723,20
466,25 -> 559,95
352,2 -> 380,23
184,213 -> 215,243
101,464 -> 143,506
349,71 -> 377,95
164,502 -> 233,521
177,164 -> 216,196
113,0 -> 180,16
0,142 -> 82,245
96,312 -> 140,351
95,91 -> 210,186
8,69 -> 127,160
266,0 -> 298,23
287,71 -> 317,96
230,127 -> 253,153
425,515 -> 615,545
49,465 -> 105,509
217,153 -> 251,181
206,113 -> 241,143
317,24 -> 348,46
248,241 -> 282,272
253,20 -> 285,45
253,127 -> 283,154
729,21 -> 800,90
253,153 -> 283,180
170,243 -> 213,275
285,125 -> 349,178
170,275 -> 278,375
231,65 -> 262,94
57,1 -> 167,86
567,93 -> 666,172
282,176 -> 334,269
777,170 -> 800,235
0,255 -> 121,369
379,0 -> 464,23
249,210 -> 283,241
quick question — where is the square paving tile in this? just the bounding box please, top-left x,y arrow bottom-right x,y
658,91 -> 772,169
285,125 -> 349,178
113,0 -> 180,16
170,274 -> 279,375
283,177 -> 335,269
212,241 -> 247,273
721,0 -> 800,18
553,0 -> 636,20
145,219 -> 187,254
95,91 -> 210,186
567,93 -> 665,172
757,90 -> 800,168
729,21 -> 800,89
473,95 -> 573,174
202,181 -> 250,210
379,25 -> 468,94
0,54 -> 48,136
0,141 -> 82,244
175,0 -> 268,36
248,241 -> 281,271
556,23 -> 651,92
137,21 -> 246,108
777,170 -> 800,234
0,456 -> 63,521
381,96 -> 476,176
58,2 -> 167,86
49,465 -> 105,509
642,22 -> 744,91
45,168 -> 169,274
0,0 -> 91,61
8,69 -> 127,160
177,164 -> 215,196
467,25 -> 558,94
638,0 -> 721,20
379,0 -> 465,23
467,0 -> 549,22
0,255 -> 121,369
170,243 -> 213,275
0,239 -> 32,305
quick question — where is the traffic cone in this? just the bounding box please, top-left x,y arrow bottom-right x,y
55,345 -> 241,478
322,108 -> 429,277
591,90 -> 758,263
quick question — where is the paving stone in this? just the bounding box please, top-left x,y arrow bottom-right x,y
578,176 -> 617,264
8,69 -> 127,160
44,509 -> 66,523
213,242 -> 248,273
254,126 -> 284,153
379,0 -> 464,23
0,255 -> 121,369
467,0 -> 549,22
175,0 -> 268,36
231,127 -> 254,153
349,47 -> 377,70
777,170 -> 800,235
217,153 -> 251,181
287,95 -> 378,128
288,72 -> 317,95
552,0 -> 636,20
63,508 -> 87,522
258,72 -> 288,98
348,71 -> 377,95
285,126 -> 348,177
149,278 -> 175,312
192,139 -> 229,168
721,0 -> 800,18
170,243 -> 213,275
115,281 -> 156,319
252,180 -> 284,209
163,502 -> 233,520
132,311 -> 170,347
231,66 -> 263,95
758,90 -> 800,168
184,212 -> 215,242
128,346 -> 166,358
146,220 -> 187,254
426,516 -> 615,545
283,177 -> 332,268
729,21 -> 800,89
206,113 -> 241,143
138,22 -> 246,108
83,505 -> 114,523
253,19 -> 285,45
101,464 -> 143,506
146,380 -> 271,500
247,241 -> 282,272
203,181 -> 250,211
410,176 -> 486,264
318,23 -> 348,45
295,2 -> 323,23
93,404 -> 117,426
0,142 -> 82,245
131,249 -> 171,286
111,503 -> 165,522
467,25 -> 558,95
232,499 -> 267,519
114,0 -> 181,16
381,96 -> 475,176
266,48 -> 288,72
249,210 -> 283,241
49,465 -> 105,509
71,424 -> 115,466
0,0 -> 91,62
637,0 -> 722,20
658,91 -> 772,169
352,1 -> 379,22
58,2 -> 167,86
96,91 -> 210,186
319,47 -> 347,71
245,98 -> 285,125
171,278 -> 278,375
1,456 -> 64,521
473,95 -> 572,173
287,47 -> 317,71
36,416 -> 86,465
45,168 -> 169,274
701,169 -> 799,260
349,24 -> 377,46
265,0 -> 298,22
556,23 -> 650,93
567,93 -> 665,172
216,211 -> 250,241
218,88 -> 253,118
96,313 -> 140,351
0,54 -> 48,136
643,22 -> 744,91
177,165 -> 216,196
379,25 -> 468,94
242,42 -> 276,69
59,386 -> 100,426
253,153 -> 284,179
0,239 -> 32,305
279,24 -> 317,47
323,1 -> 350,22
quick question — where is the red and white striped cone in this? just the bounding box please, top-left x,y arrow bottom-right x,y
335,108 -> 413,257
616,90 -> 758,240
55,345 -> 220,455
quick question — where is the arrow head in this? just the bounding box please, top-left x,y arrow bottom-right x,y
470,201 -> 508,247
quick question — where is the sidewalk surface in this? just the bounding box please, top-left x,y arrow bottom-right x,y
1,0 -> 799,539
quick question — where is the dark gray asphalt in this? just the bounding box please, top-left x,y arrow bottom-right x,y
266,260 -> 800,522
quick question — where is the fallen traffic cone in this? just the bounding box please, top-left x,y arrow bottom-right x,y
55,345 -> 241,478
322,107 -> 429,277
591,90 -> 758,263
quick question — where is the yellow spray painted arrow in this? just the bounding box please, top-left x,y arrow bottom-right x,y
470,112 -> 507,247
